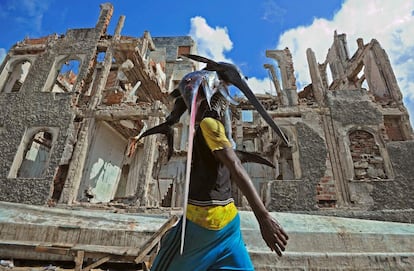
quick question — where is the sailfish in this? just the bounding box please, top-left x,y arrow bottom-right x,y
128,54 -> 289,254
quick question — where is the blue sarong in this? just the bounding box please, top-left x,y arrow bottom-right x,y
151,213 -> 254,271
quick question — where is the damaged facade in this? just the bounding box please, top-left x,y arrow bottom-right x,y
0,3 -> 413,225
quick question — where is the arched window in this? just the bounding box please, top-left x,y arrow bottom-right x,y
2,60 -> 31,93
17,131 -> 53,178
51,59 -> 81,92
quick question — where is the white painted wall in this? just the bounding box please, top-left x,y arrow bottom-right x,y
79,121 -> 127,203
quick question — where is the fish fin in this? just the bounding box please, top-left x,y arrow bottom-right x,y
181,54 -> 219,68
137,122 -> 175,160
170,88 -> 181,98
235,150 -> 275,168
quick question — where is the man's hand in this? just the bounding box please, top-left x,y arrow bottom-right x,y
214,147 -> 289,256
257,213 -> 288,256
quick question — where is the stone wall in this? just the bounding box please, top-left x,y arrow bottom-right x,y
373,141 -> 414,210
0,5 -> 110,205
0,92 -> 74,204
263,121 -> 327,211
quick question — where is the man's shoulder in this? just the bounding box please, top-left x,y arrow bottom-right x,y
200,117 -> 224,132
200,117 -> 231,151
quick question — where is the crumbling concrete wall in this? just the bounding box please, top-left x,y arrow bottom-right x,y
261,33 -> 413,222
0,4 -> 113,205
327,90 -> 383,126
263,121 -> 327,211
152,36 -> 196,91
373,141 -> 414,210
0,92 -> 74,204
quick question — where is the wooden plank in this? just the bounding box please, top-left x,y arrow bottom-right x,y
134,215 -> 179,264
71,244 -> 139,256
0,215 -> 178,269
74,251 -> 84,271
0,239 -> 40,247
35,246 -> 70,256
0,239 -> 136,257
82,256 -> 111,271
0,239 -> 72,249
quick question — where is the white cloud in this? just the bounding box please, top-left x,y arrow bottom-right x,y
0,48 -> 6,64
245,77 -> 275,95
189,16 -> 233,63
188,16 -> 273,95
276,0 -> 414,124
188,2 -> 414,123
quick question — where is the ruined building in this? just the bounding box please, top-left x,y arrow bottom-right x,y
0,3 -> 413,270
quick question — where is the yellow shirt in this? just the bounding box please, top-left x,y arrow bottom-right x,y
186,117 -> 237,230
199,117 -> 232,151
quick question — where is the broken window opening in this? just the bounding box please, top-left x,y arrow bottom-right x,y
326,63 -> 333,89
277,145 -> 294,180
268,127 -> 296,180
356,67 -> 369,91
17,131 -> 53,178
347,61 -> 369,91
97,51 -> 106,63
2,60 -> 31,93
51,58 -> 81,93
117,59 -> 134,91
172,123 -> 186,152
361,78 -> 369,90
104,59 -> 134,99
241,110 -> 253,123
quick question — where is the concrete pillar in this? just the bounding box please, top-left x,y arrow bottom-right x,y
266,49 -> 297,91
135,107 -> 161,206
95,3 -> 114,36
264,63 -> 288,106
266,48 -> 298,106
306,48 -> 325,105
60,119 -> 96,204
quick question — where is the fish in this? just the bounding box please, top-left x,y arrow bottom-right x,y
132,56 -> 284,254
182,54 -> 289,146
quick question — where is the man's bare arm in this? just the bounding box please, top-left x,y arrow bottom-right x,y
214,147 -> 289,256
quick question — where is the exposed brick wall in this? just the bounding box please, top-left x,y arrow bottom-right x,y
349,130 -> 387,180
384,116 -> 404,141
316,177 -> 336,208
105,70 -> 118,88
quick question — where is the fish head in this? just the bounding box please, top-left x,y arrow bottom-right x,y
178,70 -> 218,117
182,54 -> 289,145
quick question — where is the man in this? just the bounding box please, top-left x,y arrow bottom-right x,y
150,89 -> 289,270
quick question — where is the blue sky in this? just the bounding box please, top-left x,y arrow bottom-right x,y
1,0 -> 413,126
